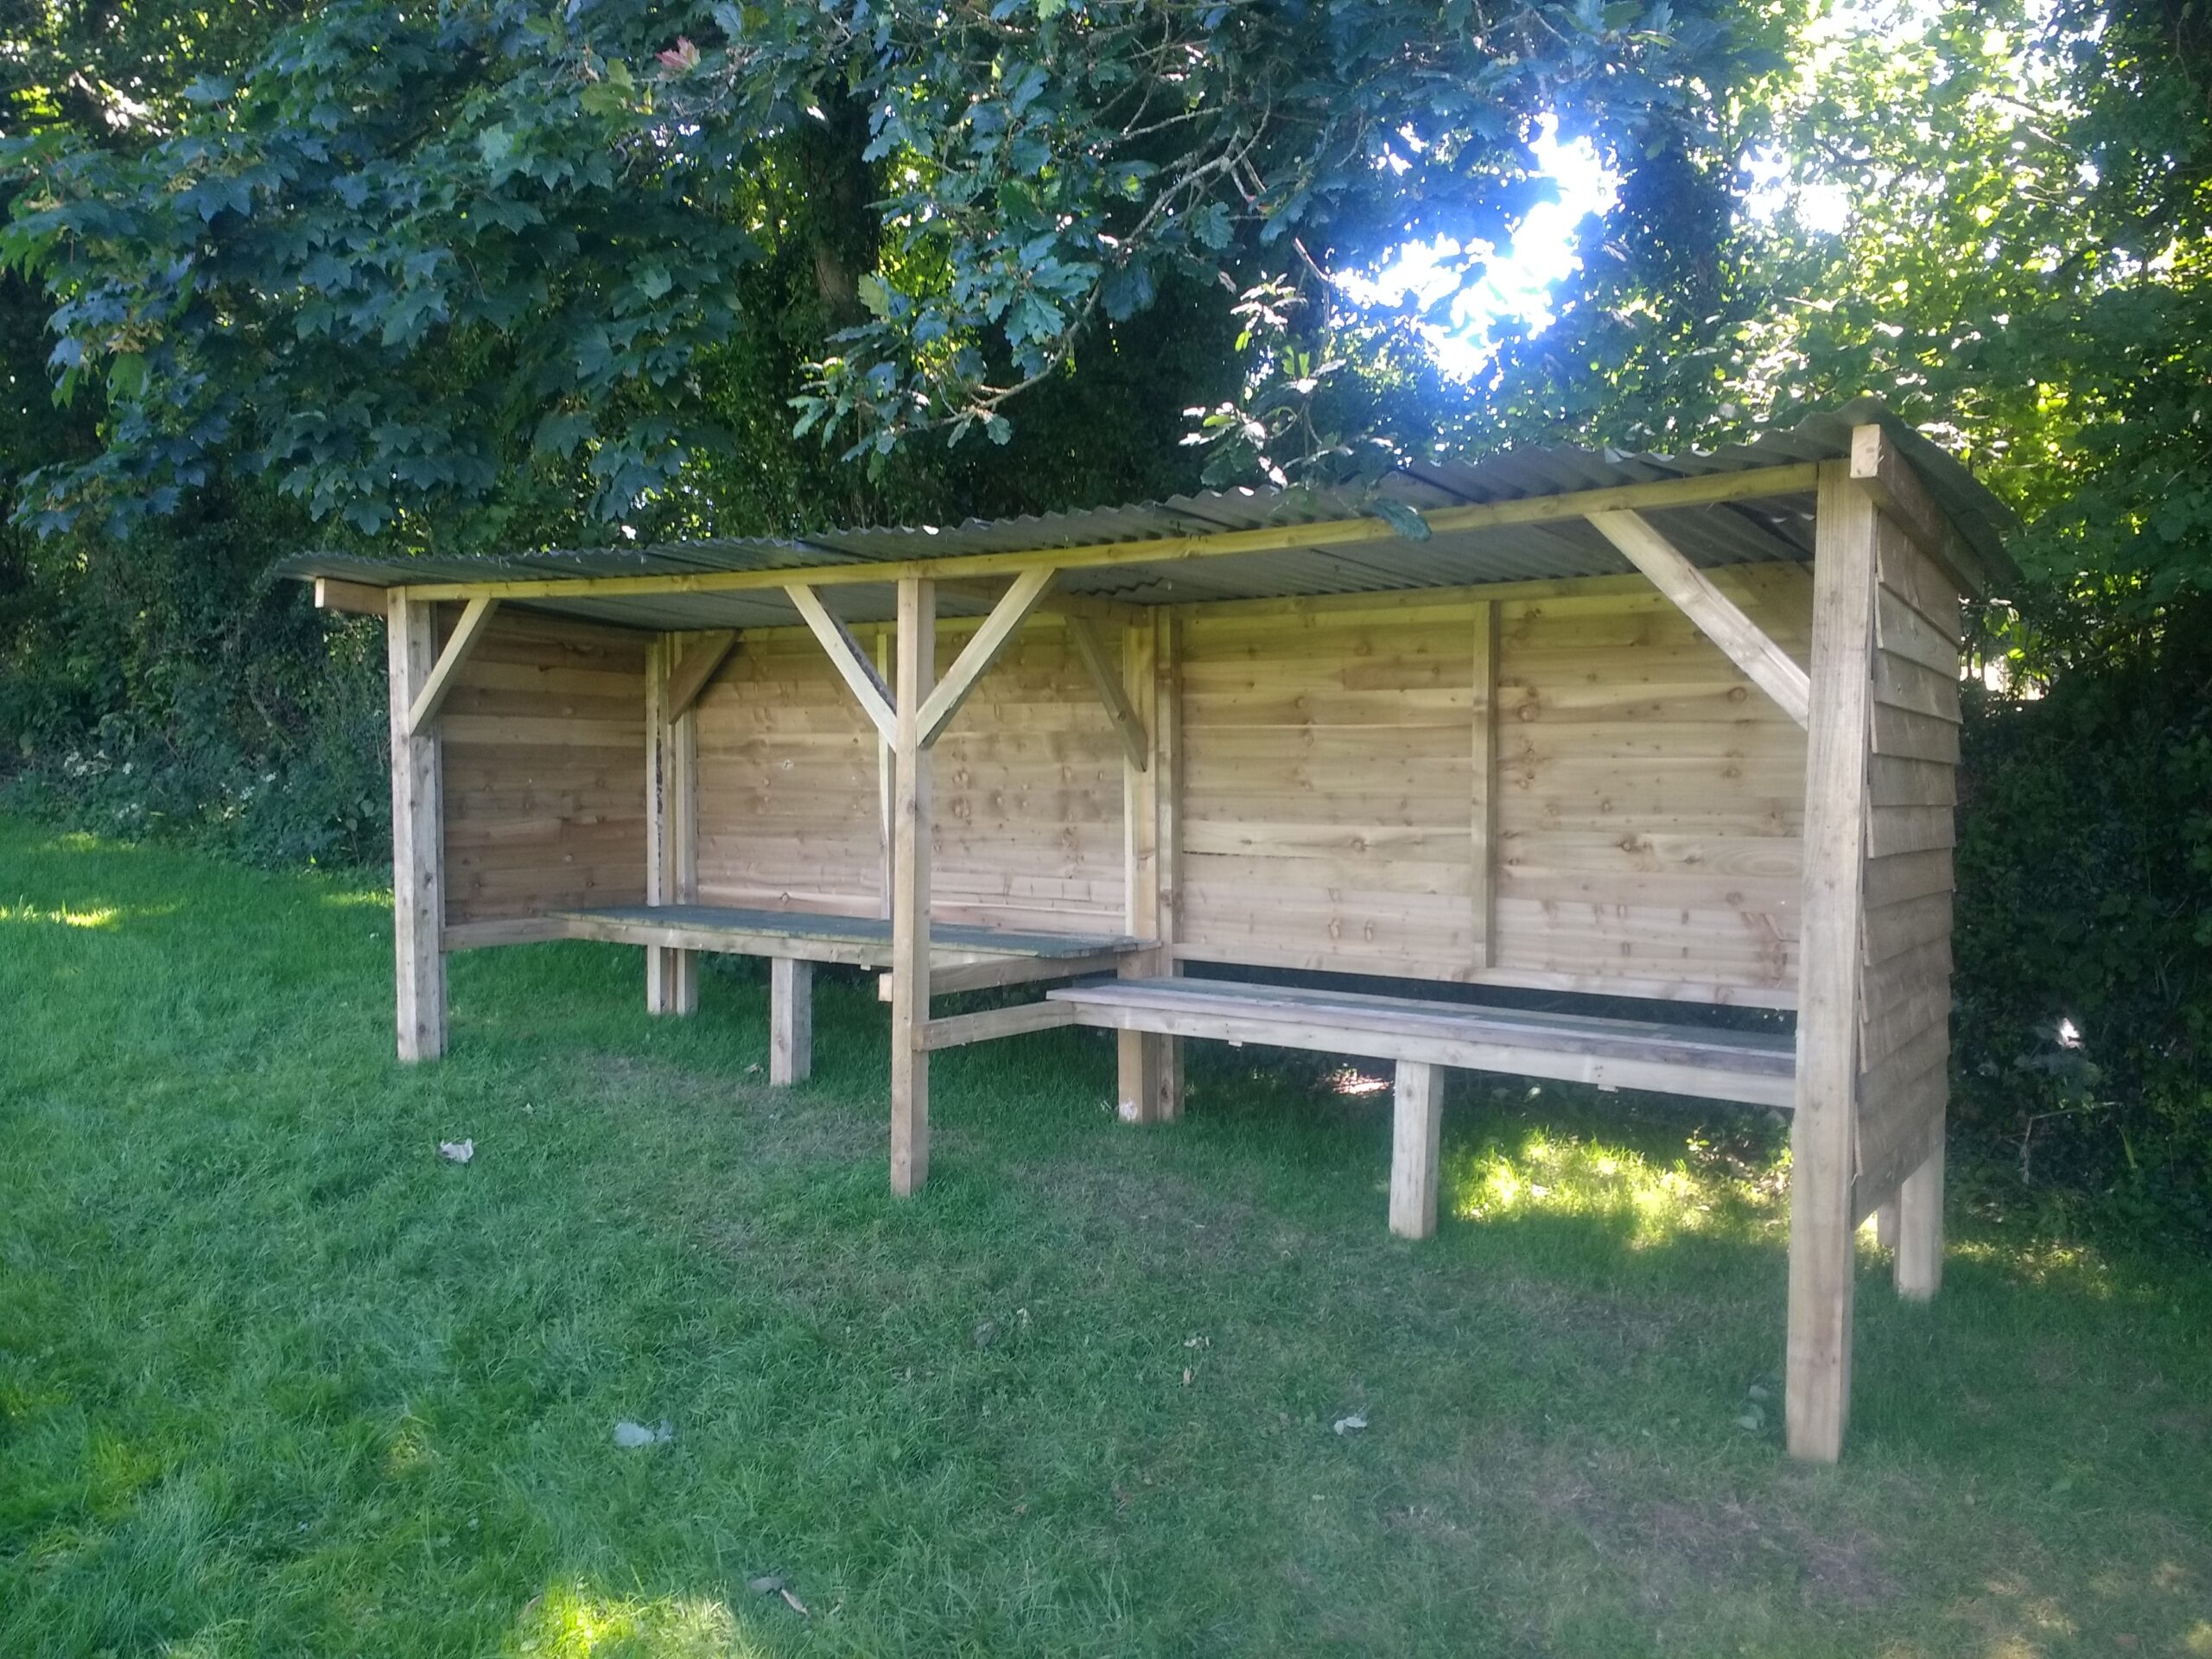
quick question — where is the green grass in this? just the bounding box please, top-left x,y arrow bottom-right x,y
2,818 -> 2209,1658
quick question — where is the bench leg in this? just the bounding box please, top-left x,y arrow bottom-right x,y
1894,1123 -> 1944,1300
1116,1032 -> 1181,1123
647,944 -> 696,1017
770,957 -> 813,1086
1389,1060 -> 1444,1240
1873,1201 -> 1899,1251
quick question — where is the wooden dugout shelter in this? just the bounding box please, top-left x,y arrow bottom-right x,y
287,397 -> 2015,1462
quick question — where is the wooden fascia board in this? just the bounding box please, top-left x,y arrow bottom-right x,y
1586,509 -> 1812,728
786,583 -> 898,741
1847,424 -> 1993,600
396,462 -> 1823,604
404,595 -> 501,736
315,576 -> 389,615
915,567 -> 1058,747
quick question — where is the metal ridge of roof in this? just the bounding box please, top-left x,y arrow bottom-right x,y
273,397 -> 2019,600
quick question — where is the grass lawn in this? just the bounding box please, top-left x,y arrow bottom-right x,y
2,817 -> 2209,1658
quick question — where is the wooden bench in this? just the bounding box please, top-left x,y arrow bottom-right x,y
552,904 -> 1148,1084
1046,976 -> 1797,1240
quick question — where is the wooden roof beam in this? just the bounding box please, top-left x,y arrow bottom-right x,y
786,584 -> 897,741
404,596 -> 501,735
395,462 -> 1822,604
1587,510 -> 1812,728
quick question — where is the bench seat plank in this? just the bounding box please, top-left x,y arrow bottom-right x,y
1048,977 -> 1796,1109
556,903 -> 1147,969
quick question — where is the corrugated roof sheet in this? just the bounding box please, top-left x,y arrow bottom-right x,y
276,397 -> 2017,631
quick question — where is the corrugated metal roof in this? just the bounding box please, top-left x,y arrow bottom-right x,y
276,397 -> 2017,631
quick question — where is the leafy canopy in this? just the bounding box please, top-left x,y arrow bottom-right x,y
3,0 -> 1775,543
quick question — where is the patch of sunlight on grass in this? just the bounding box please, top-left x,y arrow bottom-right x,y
158,1624 -> 249,1659
1447,1127 -> 1778,1247
519,1582 -> 765,1658
0,902 -> 124,929
2186,1620 -> 2212,1656
320,888 -> 390,909
383,1414 -> 435,1479
1948,1234 -> 2114,1294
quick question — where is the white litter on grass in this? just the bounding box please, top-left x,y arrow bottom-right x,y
613,1419 -> 673,1448
1332,1413 -> 1368,1436
438,1139 -> 474,1163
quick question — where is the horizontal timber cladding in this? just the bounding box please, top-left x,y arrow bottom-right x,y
692,617 -> 1126,933
1495,563 -> 1813,1004
1173,566 -> 1812,1003
1854,515 -> 1963,1213
441,608 -> 650,925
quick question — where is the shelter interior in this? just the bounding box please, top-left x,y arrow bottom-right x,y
292,400 -> 2015,1463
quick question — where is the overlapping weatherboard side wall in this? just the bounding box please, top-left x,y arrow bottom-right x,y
438,607 -> 651,927
1852,512 -> 1962,1217
690,616 -> 1127,935
1174,565 -> 1815,1006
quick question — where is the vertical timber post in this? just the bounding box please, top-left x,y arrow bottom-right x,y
1116,612 -> 1173,1122
645,636 -> 699,1015
1788,460 -> 1878,1463
889,578 -> 936,1195
771,957 -> 814,1086
1894,1128 -> 1945,1300
1471,598 -> 1499,969
386,589 -> 447,1062
1389,1059 -> 1444,1239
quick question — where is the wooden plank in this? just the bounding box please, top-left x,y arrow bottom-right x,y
1862,892 -> 1953,966
890,577 -> 935,1196
315,575 -> 388,615
1877,531 -> 1965,644
878,949 -> 1132,1000
770,957 -> 813,1084
403,464 -> 1824,602
924,997 -> 1082,1051
1876,588 -> 1961,678
1586,510 -> 1812,727
916,567 -> 1058,747
406,596 -> 502,735
442,916 -> 575,950
1066,616 -> 1147,770
1853,1061 -> 1946,1224
387,589 -> 447,1062
1866,804 -> 1955,859
1168,942 -> 1802,1009
1873,651 -> 1962,724
1868,754 -> 1956,809
1051,993 -> 1798,1109
1850,423 -> 1997,599
667,630 -> 739,717
1787,457 -> 1878,1464
1389,1060 -> 1445,1240
786,583 -> 898,742
1471,599 -> 1499,968
1151,609 -> 1185,1122
1864,848 -> 1954,908
1872,702 -> 1961,766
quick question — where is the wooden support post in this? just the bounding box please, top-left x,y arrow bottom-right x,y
1894,1124 -> 1944,1300
1116,611 -> 1181,1122
889,578 -> 936,1196
770,957 -> 813,1085
645,636 -> 699,1015
1389,1059 -> 1444,1239
1471,598 -> 1499,969
386,590 -> 447,1062
1787,460 -> 1879,1463
874,626 -> 893,921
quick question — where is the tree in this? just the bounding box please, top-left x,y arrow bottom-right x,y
3,0 -> 1779,548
